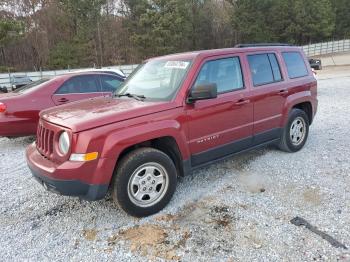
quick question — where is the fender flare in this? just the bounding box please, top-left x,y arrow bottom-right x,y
101,119 -> 190,162
281,91 -> 313,126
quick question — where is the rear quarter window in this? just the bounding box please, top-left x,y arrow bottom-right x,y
282,52 -> 308,79
100,75 -> 123,92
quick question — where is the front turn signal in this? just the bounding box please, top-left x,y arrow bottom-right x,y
70,152 -> 99,162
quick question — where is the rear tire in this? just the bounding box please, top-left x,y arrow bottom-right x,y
279,108 -> 309,152
112,147 -> 177,217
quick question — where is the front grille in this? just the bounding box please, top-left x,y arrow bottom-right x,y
36,123 -> 54,159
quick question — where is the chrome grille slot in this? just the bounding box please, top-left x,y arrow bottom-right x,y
36,123 -> 54,159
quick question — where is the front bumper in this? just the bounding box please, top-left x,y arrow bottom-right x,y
31,169 -> 108,200
26,143 -> 111,201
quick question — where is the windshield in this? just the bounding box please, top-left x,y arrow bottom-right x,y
13,78 -> 50,94
116,60 -> 191,101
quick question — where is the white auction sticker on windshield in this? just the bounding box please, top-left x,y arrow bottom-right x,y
164,61 -> 189,69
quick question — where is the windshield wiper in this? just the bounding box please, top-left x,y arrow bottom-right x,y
114,92 -> 146,101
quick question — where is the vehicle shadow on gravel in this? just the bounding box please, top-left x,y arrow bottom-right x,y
0,136 -> 35,146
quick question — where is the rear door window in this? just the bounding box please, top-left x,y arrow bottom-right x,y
247,53 -> 282,86
282,52 -> 308,79
56,75 -> 101,94
100,75 -> 123,92
194,57 -> 244,94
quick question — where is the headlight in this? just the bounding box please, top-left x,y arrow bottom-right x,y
58,131 -> 70,155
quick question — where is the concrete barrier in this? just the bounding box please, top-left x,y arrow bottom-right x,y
311,51 -> 350,67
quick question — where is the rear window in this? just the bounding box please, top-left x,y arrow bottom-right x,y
282,52 -> 308,79
247,53 -> 282,86
13,79 -> 50,94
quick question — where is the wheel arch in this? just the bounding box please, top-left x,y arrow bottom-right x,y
282,92 -> 314,126
292,101 -> 313,124
116,136 -> 187,177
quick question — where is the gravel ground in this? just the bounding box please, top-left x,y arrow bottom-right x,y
1,67 -> 350,261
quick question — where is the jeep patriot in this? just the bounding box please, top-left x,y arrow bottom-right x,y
26,45 -> 318,217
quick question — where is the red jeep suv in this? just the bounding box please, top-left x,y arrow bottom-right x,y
26,45 -> 317,217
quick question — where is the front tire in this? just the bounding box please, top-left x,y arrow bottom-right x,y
112,147 -> 177,217
279,108 -> 309,152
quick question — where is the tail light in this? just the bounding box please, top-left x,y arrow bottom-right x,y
0,102 -> 6,113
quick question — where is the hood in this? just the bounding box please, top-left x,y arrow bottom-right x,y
40,96 -> 178,132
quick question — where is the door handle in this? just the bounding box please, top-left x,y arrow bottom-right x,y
235,99 -> 250,106
58,98 -> 69,103
278,89 -> 289,95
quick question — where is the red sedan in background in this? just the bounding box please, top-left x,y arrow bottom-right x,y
0,72 -> 124,137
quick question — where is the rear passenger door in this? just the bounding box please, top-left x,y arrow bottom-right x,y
51,75 -> 102,105
246,52 -> 287,143
186,55 -> 254,166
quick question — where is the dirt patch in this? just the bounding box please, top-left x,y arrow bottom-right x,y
241,227 -> 265,249
210,206 -> 233,228
155,213 -> 178,222
104,200 -> 236,260
82,229 -> 98,241
121,224 -> 167,251
303,187 -> 322,205
108,224 -> 184,261
238,171 -> 267,193
174,198 -> 235,229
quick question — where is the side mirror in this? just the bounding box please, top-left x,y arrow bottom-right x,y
187,83 -> 217,103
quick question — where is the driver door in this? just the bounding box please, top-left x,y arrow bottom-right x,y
185,56 -> 254,166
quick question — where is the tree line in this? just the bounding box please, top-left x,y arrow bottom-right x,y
0,0 -> 349,72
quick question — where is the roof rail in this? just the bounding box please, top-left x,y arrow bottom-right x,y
235,43 -> 294,48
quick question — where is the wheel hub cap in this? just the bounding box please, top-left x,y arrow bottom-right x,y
290,117 -> 306,146
128,162 -> 168,207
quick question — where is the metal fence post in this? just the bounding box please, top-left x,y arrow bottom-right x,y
8,69 -> 11,87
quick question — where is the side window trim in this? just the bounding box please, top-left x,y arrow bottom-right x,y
267,53 -> 283,82
96,75 -> 102,92
191,56 -> 245,96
